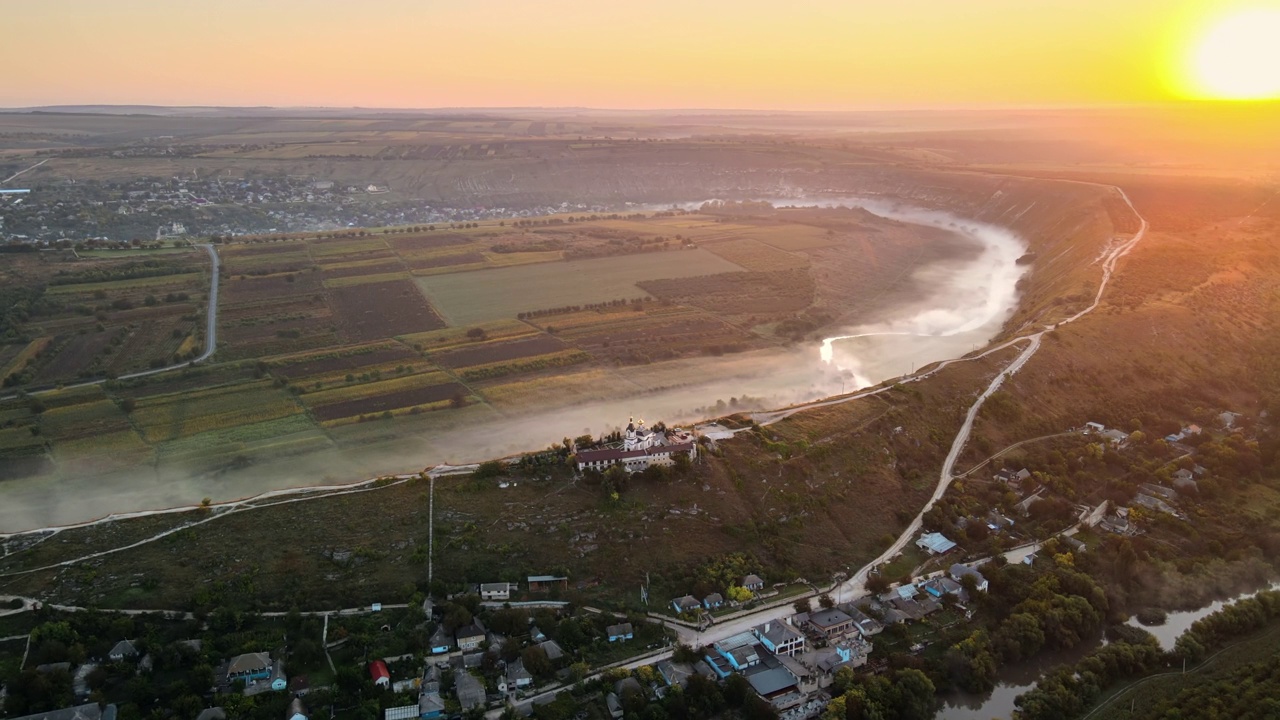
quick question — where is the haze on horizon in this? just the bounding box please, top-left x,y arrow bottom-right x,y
4,0 -> 1278,110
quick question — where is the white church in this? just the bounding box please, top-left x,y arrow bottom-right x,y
575,417 -> 698,473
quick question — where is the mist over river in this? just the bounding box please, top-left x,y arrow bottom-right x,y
0,199 -> 1028,533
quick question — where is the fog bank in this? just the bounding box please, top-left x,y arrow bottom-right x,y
0,199 -> 1028,533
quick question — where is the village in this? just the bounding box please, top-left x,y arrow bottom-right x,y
0,173 -> 611,245
1,403 -> 1255,720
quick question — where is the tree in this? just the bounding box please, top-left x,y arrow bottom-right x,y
819,594 -> 835,609
793,598 -> 812,614
522,645 -> 554,677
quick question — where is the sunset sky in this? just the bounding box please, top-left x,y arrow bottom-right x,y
1,0 -> 1275,109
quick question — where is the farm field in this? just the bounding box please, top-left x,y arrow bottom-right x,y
414,249 -> 746,325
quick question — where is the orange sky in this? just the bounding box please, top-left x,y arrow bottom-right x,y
0,0 -> 1262,109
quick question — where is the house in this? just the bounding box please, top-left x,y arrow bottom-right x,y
656,660 -> 695,688
538,639 -> 565,662
837,603 -> 884,637
703,592 -> 724,610
986,511 -> 1014,531
480,583 -> 514,601
1084,421 -> 1106,433
370,660 -> 391,689
805,608 -> 855,638
456,621 -> 487,652
916,532 -> 957,555
672,595 -> 702,614
429,625 -> 453,654
527,575 -> 568,592
108,639 -> 138,661
752,620 -> 805,656
1219,411 -> 1241,429
1015,491 -> 1045,516
607,623 -> 634,642
455,671 -> 487,710
949,564 -> 989,592
529,626 -> 547,643
287,698 -> 308,720
1141,483 -> 1178,502
1062,536 -> 1087,554
1134,493 -> 1178,516
815,636 -> 873,673
920,577 -> 968,604
195,710 -> 225,720
744,665 -> 803,711
384,707 -> 421,720
1173,475 -> 1199,493
1100,429 -> 1130,445
995,468 -> 1033,493
418,692 -> 446,720
1100,513 -> 1134,535
226,652 -> 272,683
708,632 -> 761,674
420,665 -> 441,695
606,693 -> 624,720
268,661 -> 288,692
8,704 -> 119,720
506,658 -> 534,689
742,574 -> 765,591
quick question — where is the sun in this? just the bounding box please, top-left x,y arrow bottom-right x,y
1186,6 -> 1280,100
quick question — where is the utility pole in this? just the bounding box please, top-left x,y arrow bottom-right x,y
428,472 -> 436,585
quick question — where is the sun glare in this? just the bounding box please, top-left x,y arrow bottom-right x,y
1187,6 -> 1280,100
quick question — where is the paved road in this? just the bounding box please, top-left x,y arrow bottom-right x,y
591,185 -> 1150,680
0,243 -> 220,399
120,242 -> 221,375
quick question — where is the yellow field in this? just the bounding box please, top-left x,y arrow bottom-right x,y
1,337 -> 53,379
478,368 -> 624,409
319,256 -> 405,271
409,262 -> 488,276
309,238 -> 389,258
399,319 -> 537,350
523,306 -> 647,331
300,370 -> 452,406
40,399 -> 131,439
264,340 -> 393,364
318,398 -> 454,427
53,429 -> 154,474
322,271 -> 412,288
132,381 -> 304,443
479,250 -> 564,267
703,238 -> 809,271
456,348 -> 591,381
222,250 -> 311,267
44,273 -> 203,295
174,334 -> 198,357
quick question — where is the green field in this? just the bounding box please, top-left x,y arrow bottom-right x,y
414,249 -> 745,325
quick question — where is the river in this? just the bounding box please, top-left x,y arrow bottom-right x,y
935,582 -> 1280,719
0,198 -> 1030,533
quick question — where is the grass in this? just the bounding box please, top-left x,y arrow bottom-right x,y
414,249 -> 745,325
155,414 -> 320,459
322,270 -> 412,288
43,272 -> 203,295
398,318 -> 538,350
298,370 -> 453,405
308,238 -> 390,258
131,381 -> 304,443
702,238 -> 809,271
1,337 -> 52,378
1086,620 -> 1280,720
477,368 -> 622,410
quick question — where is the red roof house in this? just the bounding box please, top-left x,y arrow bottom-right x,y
370,660 -> 391,688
